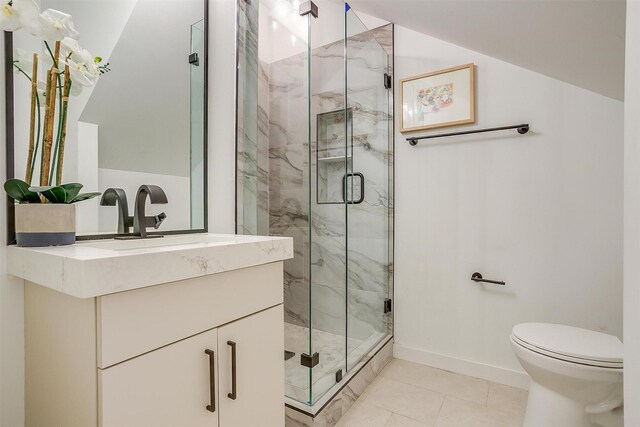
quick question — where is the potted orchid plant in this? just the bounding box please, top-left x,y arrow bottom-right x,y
1,0 -> 109,246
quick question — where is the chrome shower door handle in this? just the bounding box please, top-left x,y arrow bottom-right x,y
342,173 -> 365,204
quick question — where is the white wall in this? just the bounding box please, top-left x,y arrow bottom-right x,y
624,1 -> 640,424
208,0 -> 237,234
76,122 -> 100,233
1,34 -> 26,427
393,26 -> 624,388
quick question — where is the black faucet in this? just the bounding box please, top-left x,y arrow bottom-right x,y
100,188 -> 133,234
133,185 -> 168,238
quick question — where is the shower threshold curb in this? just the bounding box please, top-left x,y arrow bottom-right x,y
285,335 -> 393,425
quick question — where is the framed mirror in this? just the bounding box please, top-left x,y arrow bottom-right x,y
4,0 -> 208,242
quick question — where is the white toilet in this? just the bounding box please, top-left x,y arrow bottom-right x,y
510,323 -> 623,427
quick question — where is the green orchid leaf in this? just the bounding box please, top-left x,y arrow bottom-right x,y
60,183 -> 83,202
28,186 -> 55,192
70,192 -> 101,203
38,186 -> 66,203
31,183 -> 83,204
4,179 -> 40,203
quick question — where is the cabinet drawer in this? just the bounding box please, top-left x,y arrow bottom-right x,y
99,328 -> 219,427
97,262 -> 283,368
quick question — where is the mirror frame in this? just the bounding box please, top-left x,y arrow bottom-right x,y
3,0 -> 209,244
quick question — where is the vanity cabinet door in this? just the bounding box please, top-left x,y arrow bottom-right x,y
218,305 -> 284,427
99,328 -> 219,427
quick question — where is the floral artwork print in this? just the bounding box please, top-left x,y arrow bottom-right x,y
418,83 -> 454,115
401,64 -> 474,132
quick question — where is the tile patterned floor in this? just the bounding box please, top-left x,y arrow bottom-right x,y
336,359 -> 528,427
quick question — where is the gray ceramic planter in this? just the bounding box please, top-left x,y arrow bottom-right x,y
15,204 -> 76,247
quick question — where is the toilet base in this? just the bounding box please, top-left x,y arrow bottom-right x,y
524,381 -> 593,427
591,406 -> 624,427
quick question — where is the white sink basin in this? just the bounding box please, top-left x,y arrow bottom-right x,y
80,234 -> 237,252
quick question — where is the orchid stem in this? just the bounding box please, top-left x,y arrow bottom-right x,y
45,41 -> 65,185
14,62 -> 41,184
13,63 -> 32,81
29,95 -> 42,185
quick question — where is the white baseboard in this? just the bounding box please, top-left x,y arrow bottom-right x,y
393,344 -> 531,390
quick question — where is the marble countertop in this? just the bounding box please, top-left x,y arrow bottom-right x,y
7,233 -> 293,298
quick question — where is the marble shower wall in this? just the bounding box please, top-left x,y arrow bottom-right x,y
236,0 -> 270,236
236,5 -> 394,344
311,24 -> 393,347
268,24 -> 394,343
269,51 -> 311,328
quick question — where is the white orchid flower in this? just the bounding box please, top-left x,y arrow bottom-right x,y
12,0 -> 40,36
66,58 -> 100,87
59,37 -> 101,87
1,0 -> 22,31
60,37 -> 81,58
60,37 -> 92,64
38,9 -> 79,42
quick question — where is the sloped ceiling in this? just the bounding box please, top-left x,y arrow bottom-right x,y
349,0 -> 626,100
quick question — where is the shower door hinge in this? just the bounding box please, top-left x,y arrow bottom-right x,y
384,298 -> 393,313
335,369 -> 343,383
299,1 -> 318,18
384,73 -> 392,89
189,53 -> 199,66
301,352 -> 319,368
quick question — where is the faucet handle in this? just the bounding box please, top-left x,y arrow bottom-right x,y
143,212 -> 167,229
154,212 -> 167,229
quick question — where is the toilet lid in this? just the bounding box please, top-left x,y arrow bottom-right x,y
512,323 -> 623,365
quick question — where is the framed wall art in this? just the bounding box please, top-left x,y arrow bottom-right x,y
400,63 -> 475,133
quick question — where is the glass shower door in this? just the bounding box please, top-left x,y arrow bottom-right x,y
308,0 -> 349,404
345,7 -> 392,370
308,0 -> 351,404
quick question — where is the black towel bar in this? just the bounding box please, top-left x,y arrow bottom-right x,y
408,124 -> 530,146
471,272 -> 506,286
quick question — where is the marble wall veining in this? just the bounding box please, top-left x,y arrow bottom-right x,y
236,0 -> 394,405
237,0 -> 270,236
307,25 -> 393,345
259,23 -> 393,338
268,50 -> 311,328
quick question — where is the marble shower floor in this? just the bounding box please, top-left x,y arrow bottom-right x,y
285,323 -> 386,404
336,359 -> 528,427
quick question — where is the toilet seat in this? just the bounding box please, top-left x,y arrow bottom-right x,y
511,323 -> 623,369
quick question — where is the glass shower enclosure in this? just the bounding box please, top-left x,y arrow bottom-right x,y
237,0 -> 393,406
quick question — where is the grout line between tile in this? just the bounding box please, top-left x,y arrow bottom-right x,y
485,381 -> 492,406
433,397 -> 445,426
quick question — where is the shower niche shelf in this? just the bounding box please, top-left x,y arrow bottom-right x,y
317,108 -> 354,205
318,154 -> 352,163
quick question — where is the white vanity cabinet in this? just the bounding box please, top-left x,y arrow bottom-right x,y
24,261 -> 286,427
100,305 -> 284,427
